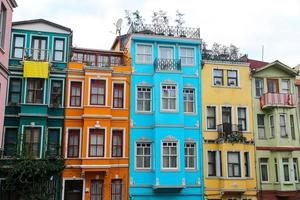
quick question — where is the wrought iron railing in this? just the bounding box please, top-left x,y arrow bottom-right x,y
154,58 -> 181,71
23,48 -> 51,62
260,93 -> 294,108
128,23 -> 201,39
217,123 -> 245,143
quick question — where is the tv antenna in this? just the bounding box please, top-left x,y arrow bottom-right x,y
115,18 -> 123,35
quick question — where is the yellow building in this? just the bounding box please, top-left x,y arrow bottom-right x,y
202,59 -> 257,200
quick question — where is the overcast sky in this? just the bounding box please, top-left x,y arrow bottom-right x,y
13,0 -> 300,66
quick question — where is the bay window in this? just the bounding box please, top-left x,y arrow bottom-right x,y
136,142 -> 151,169
161,84 -> 177,111
227,152 -> 241,177
183,88 -> 195,113
162,141 -> 178,169
136,86 -> 151,112
184,142 -> 196,169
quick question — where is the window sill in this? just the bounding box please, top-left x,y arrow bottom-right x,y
161,169 -> 180,172
21,103 -> 47,106
184,112 -> 197,116
160,110 -> 179,113
86,105 -> 108,108
135,111 -> 153,115
283,182 -> 294,185
185,169 -> 198,172
212,85 -> 241,89
111,107 -> 128,110
135,169 -> 152,172
205,129 -> 217,132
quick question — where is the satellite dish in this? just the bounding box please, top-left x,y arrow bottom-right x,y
115,18 -> 123,35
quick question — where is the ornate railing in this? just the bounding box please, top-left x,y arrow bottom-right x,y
154,58 -> 181,71
260,93 -> 294,109
128,24 -> 201,39
23,48 -> 50,62
217,123 -> 246,143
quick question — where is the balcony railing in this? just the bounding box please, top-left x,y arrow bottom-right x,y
260,93 -> 294,109
217,123 -> 246,143
23,48 -> 50,62
154,58 -> 181,72
128,23 -> 201,39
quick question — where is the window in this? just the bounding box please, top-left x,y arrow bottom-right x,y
23,127 -> 41,158
244,152 -> 250,177
281,79 -> 290,93
50,80 -> 63,106
161,84 -> 177,111
90,180 -> 103,200
136,44 -> 152,64
162,141 -> 178,169
90,79 -> 105,105
67,129 -> 80,158
0,4 -> 7,49
32,36 -> 48,61
267,79 -> 279,93
237,107 -> 247,131
113,83 -> 124,108
293,158 -> 299,182
206,106 -> 216,130
275,158 -> 279,182
213,69 -> 223,86
136,142 -> 151,169
111,179 -> 122,200
8,78 -> 22,104
26,78 -> 44,104
159,46 -> 174,59
110,56 -> 122,66
183,88 -> 195,113
283,158 -> 290,182
53,38 -> 64,61
257,114 -> 265,139
255,78 -> 264,97
70,81 -> 82,107
227,152 -> 241,177
84,54 -> 96,66
269,115 -> 275,138
180,47 -> 195,65
208,151 -> 216,176
111,130 -> 123,157
12,35 -> 25,58
184,143 -> 196,169
260,158 -> 269,182
89,129 -> 104,157
98,55 -> 109,67
280,114 -> 287,137
47,129 -> 60,157
4,128 -> 18,157
290,115 -> 295,140
136,87 -> 151,112
227,70 -> 238,86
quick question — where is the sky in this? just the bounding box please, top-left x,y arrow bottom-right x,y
13,0 -> 300,67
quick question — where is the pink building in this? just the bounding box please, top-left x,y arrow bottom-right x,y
0,0 -> 17,149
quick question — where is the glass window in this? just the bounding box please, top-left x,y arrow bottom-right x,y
113,83 -> 124,108
53,38 -> 64,62
207,106 -> 216,130
275,158 -> 279,182
227,70 -> 238,86
89,129 -> 104,157
238,107 -> 247,131
184,143 -> 196,169
257,114 -> 265,139
8,78 -> 22,104
110,56 -> 122,66
136,142 -> 151,169
294,158 -> 299,182
283,158 -> 290,182
31,36 -> 48,61
180,47 -> 195,65
227,152 -> 241,177
23,127 -> 41,158
161,84 -> 177,111
136,44 -> 152,64
90,180 -> 103,200
111,179 -> 122,200
159,47 -> 174,59
208,151 -> 216,176
162,141 -> 178,169
67,129 -> 80,158
12,35 -> 25,58
98,55 -> 110,67
280,114 -> 287,138
0,4 -> 7,48
90,80 -> 105,105
136,87 -> 151,112
112,130 -> 123,157
244,152 -> 250,177
282,79 -> 290,93
26,78 -> 44,104
260,158 -> 269,182
84,54 -> 96,66
267,79 -> 279,93
290,115 -> 295,140
255,78 -> 263,97
269,115 -> 275,138
213,69 -> 223,86
50,80 -> 63,106
47,129 -> 60,157
4,128 -> 18,157
183,88 -> 195,113
70,81 -> 82,107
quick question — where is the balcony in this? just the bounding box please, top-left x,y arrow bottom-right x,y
217,123 -> 246,143
260,93 -> 295,109
154,58 -> 181,72
23,48 -> 50,62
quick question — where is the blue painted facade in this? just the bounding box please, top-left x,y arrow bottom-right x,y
128,34 -> 204,199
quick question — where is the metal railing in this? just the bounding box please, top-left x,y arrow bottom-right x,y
217,123 -> 244,142
23,48 -> 51,62
260,93 -> 294,108
154,58 -> 181,71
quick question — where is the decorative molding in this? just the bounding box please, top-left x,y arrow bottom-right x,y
163,135 -> 177,142
136,137 -> 153,143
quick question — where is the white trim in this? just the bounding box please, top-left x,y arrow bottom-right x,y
243,151 -> 251,178
183,86 -> 197,115
161,138 -> 180,171
23,78 -> 46,104
65,127 -> 82,159
48,78 -> 65,108
20,125 -> 44,158
10,32 -> 27,60
158,44 -> 176,60
62,178 -> 85,200
51,36 -> 67,63
269,115 -> 275,138
160,82 -> 179,113
259,157 -> 270,183
206,149 -> 222,178
88,77 -> 108,107
184,141 -> 197,170
205,105 -> 218,131
29,34 -> 51,61
86,126 -> 107,158
135,43 -> 153,64
111,81 -> 126,109
67,79 -> 84,108
226,150 -> 242,179
134,140 -> 152,171
110,127 -> 126,158
236,106 -> 250,132
135,85 -> 152,113
220,105 -> 234,125
179,46 -> 196,66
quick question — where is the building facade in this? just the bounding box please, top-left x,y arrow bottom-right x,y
0,0 -> 17,150
202,59 -> 257,200
1,19 -> 72,199
112,24 -> 204,199
63,47 -> 131,200
251,61 -> 300,200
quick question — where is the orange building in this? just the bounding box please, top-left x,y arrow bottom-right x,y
63,47 -> 131,200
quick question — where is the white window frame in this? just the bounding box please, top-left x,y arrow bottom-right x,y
65,127 -> 82,159
282,158 -> 291,183
183,87 -> 196,114
281,79 -> 290,94
244,151 -> 251,178
207,150 -> 222,177
257,114 -> 266,139
25,78 -> 46,105
62,178 -> 85,200
135,141 -> 152,170
158,45 -> 175,60
206,105 -> 218,131
269,115 -> 275,138
279,114 -> 288,138
0,3 -> 7,49
136,85 -> 152,113
184,142 -> 197,170
110,128 -> 126,158
49,78 -> 65,108
236,106 -> 249,132
135,43 -> 153,64
160,83 -> 178,112
260,158 -> 269,183
86,127 -> 107,158
68,79 -> 84,108
161,140 -> 179,170
212,68 -> 224,86
112,81 -> 126,109
88,77 -> 108,107
227,69 -> 239,87
179,46 -> 196,66
255,78 -> 264,97
51,36 -> 67,63
293,158 -> 299,182
20,125 -> 44,159
227,151 -> 242,178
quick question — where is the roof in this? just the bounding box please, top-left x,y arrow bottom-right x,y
252,60 -> 298,76
73,47 -> 124,55
240,55 -> 268,70
12,19 -> 72,33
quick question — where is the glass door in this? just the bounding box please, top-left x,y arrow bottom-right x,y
32,36 -> 47,61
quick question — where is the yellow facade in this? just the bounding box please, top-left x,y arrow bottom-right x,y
202,60 -> 257,200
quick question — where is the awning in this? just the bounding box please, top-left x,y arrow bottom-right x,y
23,61 -> 49,78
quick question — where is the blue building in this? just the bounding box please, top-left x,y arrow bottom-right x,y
112,24 -> 204,199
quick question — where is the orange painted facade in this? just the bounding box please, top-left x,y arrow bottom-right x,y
63,49 -> 131,200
